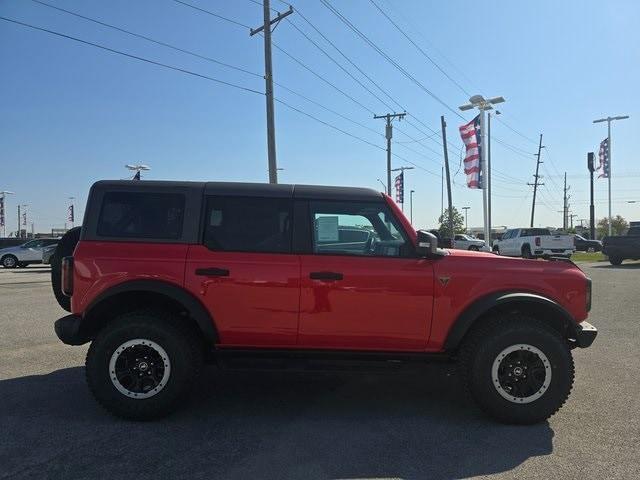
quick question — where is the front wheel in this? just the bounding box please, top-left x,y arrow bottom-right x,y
85,310 -> 203,420
492,246 -> 500,255
2,255 -> 18,268
459,314 -> 574,424
609,256 -> 623,266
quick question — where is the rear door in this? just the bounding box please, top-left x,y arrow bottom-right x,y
184,193 -> 300,347
297,199 -> 434,351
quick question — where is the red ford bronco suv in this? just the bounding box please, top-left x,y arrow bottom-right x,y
52,180 -> 597,424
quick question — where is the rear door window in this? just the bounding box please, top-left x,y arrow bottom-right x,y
97,191 -> 185,239
203,196 -> 292,253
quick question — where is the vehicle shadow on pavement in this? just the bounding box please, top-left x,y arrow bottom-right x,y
0,365 -> 554,480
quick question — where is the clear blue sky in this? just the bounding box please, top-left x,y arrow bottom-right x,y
1,0 -> 639,233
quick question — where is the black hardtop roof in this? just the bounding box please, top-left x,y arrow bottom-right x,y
91,180 -> 383,201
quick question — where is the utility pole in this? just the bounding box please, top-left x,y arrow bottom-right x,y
569,213 -> 578,229
390,165 -> 414,212
251,2 -> 293,184
528,134 -> 544,227
562,173 -> 571,231
374,112 -> 406,194
441,116 -> 454,239
410,189 -> 415,225
593,115 -> 629,235
462,206 -> 470,233
587,152 -> 596,239
0,191 -> 14,238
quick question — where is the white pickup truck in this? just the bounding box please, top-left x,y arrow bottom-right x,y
492,228 -> 575,258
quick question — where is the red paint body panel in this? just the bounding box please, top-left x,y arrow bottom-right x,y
298,255 -> 434,351
71,241 -> 188,314
184,245 -> 300,346
427,249 -> 590,350
70,203 -> 590,354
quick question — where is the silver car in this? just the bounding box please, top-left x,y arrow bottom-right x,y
0,239 -> 59,268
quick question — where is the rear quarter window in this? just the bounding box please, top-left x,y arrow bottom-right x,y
97,191 -> 185,240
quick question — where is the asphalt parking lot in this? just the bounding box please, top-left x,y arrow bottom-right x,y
0,263 -> 639,480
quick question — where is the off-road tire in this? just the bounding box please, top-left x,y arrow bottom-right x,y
50,227 -> 81,312
459,314 -> 574,425
2,255 -> 18,269
609,256 -> 623,266
85,310 -> 203,420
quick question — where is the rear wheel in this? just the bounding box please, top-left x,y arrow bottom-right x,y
609,256 -> 623,266
587,246 -> 596,253
17,262 -> 27,268
469,245 -> 479,251
459,314 -> 574,424
492,246 -> 500,255
521,245 -> 532,259
2,255 -> 18,269
85,310 -> 203,420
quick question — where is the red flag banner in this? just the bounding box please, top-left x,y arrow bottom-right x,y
459,115 -> 483,189
394,171 -> 404,204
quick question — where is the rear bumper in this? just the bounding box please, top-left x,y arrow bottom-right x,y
534,249 -> 574,257
54,314 -> 89,346
572,321 -> 598,348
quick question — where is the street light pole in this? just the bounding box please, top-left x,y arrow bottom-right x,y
376,178 -> 387,194
410,189 -> 415,225
593,115 -> 629,236
459,95 -> 505,250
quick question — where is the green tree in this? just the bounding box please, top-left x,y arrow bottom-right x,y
438,207 -> 465,237
597,215 -> 628,238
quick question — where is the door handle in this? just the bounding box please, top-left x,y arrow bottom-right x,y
195,267 -> 229,277
309,271 -> 343,281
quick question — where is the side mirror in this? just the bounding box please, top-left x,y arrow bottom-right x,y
416,230 -> 439,257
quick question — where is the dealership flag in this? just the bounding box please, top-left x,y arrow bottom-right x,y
459,115 -> 483,189
395,171 -> 404,204
68,204 -> 74,223
597,138 -> 609,178
0,196 -> 4,228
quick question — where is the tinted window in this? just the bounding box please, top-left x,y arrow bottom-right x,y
204,196 -> 292,253
97,192 -> 185,239
310,201 -> 408,257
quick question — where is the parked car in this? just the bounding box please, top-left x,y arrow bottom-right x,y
42,243 -> 59,264
573,234 -> 602,253
0,238 -> 59,268
52,180 -> 596,424
602,225 -> 640,265
493,228 -> 575,258
453,234 -> 485,251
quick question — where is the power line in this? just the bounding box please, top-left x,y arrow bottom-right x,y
319,0 -> 466,120
31,0 -> 263,78
171,0 -> 251,29
367,0 -> 471,97
0,16 -> 264,95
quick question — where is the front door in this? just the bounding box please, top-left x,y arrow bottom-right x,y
297,200 -> 434,351
185,195 -> 300,347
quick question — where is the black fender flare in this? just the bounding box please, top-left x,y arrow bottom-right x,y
84,279 -> 219,343
443,292 -> 575,351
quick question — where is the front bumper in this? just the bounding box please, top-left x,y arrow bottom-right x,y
54,314 -> 89,346
572,320 -> 598,348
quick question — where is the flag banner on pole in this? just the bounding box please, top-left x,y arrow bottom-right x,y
459,114 -> 483,189
395,172 -> 404,204
597,138 -> 609,178
133,170 -> 141,181
0,196 -> 4,228
68,204 -> 74,222
22,211 -> 26,226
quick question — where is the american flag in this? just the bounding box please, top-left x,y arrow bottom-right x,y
68,204 -> 74,223
395,171 -> 404,204
459,115 -> 483,189
597,138 -> 609,178
0,196 -> 4,228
